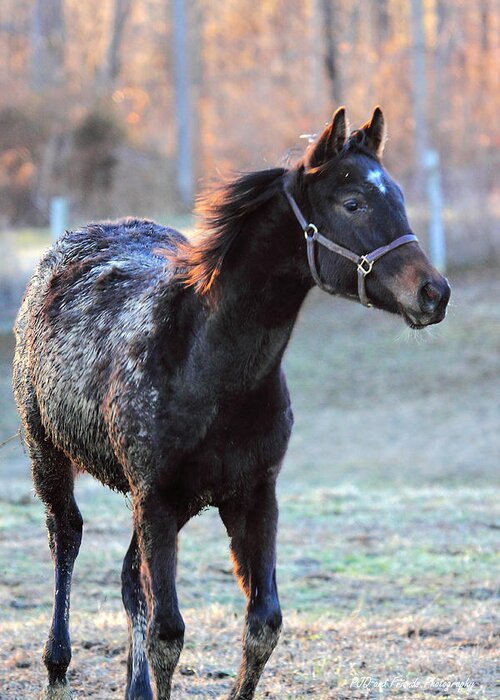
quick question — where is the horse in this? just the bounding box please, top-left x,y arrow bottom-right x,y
13,107 -> 450,700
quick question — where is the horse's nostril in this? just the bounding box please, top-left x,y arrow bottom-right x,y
419,282 -> 441,312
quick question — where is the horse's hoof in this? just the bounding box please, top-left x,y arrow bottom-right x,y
40,681 -> 73,700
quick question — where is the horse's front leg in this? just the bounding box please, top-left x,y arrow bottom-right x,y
132,490 -> 185,700
220,481 -> 282,700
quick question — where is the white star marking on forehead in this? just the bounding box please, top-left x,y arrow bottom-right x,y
366,169 -> 387,194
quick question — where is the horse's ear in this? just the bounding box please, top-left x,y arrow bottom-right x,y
306,107 -> 348,169
362,106 -> 387,158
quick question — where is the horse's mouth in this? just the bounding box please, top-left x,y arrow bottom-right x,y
401,308 -> 446,329
402,310 -> 426,329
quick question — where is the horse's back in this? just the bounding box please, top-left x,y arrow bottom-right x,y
16,217 -> 183,326
13,218 -> 184,491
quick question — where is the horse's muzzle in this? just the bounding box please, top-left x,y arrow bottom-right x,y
403,276 -> 451,328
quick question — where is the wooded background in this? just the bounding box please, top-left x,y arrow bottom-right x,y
0,0 -> 498,264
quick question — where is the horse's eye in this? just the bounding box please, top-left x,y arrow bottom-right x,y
343,199 -> 359,212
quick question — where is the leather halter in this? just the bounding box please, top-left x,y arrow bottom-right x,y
284,187 -> 418,307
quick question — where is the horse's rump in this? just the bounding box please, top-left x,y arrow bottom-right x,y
13,218 -> 184,491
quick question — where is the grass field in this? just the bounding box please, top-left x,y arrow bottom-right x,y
0,266 -> 498,699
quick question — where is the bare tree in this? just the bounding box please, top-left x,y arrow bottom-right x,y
479,0 -> 489,51
30,0 -> 65,92
375,0 -> 390,42
171,0 -> 194,210
410,0 -> 429,189
100,0 -> 134,87
410,0 -> 446,271
321,0 -> 341,105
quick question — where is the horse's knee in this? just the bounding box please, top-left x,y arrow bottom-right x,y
250,606 -> 282,633
147,611 -> 185,658
246,605 -> 282,660
155,612 -> 185,644
145,613 -> 183,698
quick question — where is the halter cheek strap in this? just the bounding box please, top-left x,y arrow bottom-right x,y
284,187 -> 418,307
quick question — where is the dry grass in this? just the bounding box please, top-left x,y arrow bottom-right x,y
0,266 -> 498,699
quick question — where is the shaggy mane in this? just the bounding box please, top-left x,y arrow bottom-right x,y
167,168 -> 286,297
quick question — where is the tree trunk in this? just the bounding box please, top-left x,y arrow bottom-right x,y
320,0 -> 341,105
433,0 -> 449,135
30,0 -> 65,92
410,0 -> 429,192
101,0 -> 133,87
375,0 -> 390,42
410,0 -> 446,271
171,0 -> 195,211
309,0 -> 325,114
480,0 -> 490,52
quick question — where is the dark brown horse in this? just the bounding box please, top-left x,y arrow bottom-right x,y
13,107 -> 450,700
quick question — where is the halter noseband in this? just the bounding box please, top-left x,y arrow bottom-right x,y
284,187 -> 418,307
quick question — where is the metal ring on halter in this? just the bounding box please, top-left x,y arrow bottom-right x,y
304,223 -> 318,240
357,255 -> 374,276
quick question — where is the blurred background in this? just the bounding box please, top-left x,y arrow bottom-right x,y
0,1 -> 499,267
0,2 -> 499,698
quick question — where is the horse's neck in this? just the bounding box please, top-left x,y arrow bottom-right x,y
191,214 -> 310,392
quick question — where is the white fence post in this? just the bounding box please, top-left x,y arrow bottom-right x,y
424,149 -> 446,273
50,196 -> 68,241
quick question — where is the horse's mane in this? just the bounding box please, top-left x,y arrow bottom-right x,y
167,167 -> 286,297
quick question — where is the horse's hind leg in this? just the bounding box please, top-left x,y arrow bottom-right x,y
219,481 -> 282,700
122,531 -> 152,700
31,439 -> 83,699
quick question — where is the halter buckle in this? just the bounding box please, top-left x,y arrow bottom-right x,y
357,255 -> 373,276
304,223 -> 318,240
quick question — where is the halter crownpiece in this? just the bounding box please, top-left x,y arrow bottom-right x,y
283,187 -> 418,307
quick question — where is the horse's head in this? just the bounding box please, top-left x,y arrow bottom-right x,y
291,107 -> 450,328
